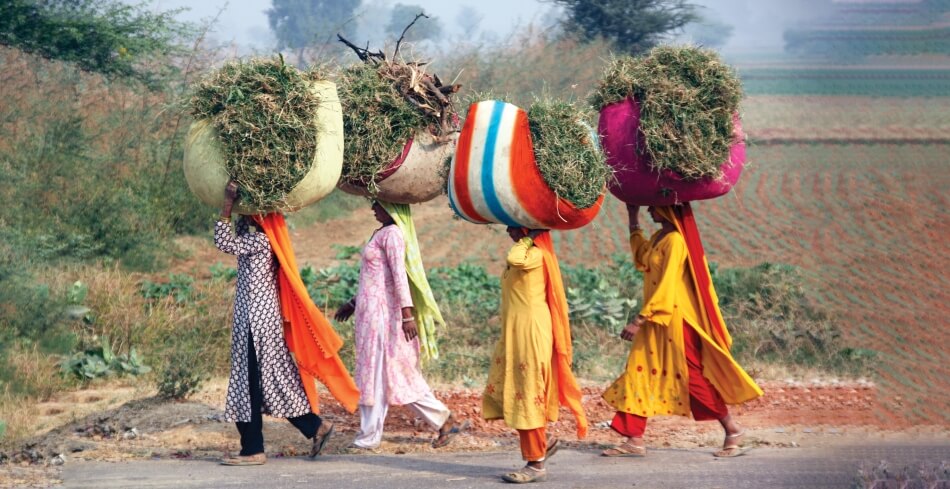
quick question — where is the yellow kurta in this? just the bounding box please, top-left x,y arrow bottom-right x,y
603,230 -> 762,419
483,237 -> 559,430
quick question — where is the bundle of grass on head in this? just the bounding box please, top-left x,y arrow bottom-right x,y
527,97 -> 609,210
336,14 -> 460,194
190,55 -> 322,210
590,45 -> 742,181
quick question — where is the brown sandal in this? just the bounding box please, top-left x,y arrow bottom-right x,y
713,432 -> 751,458
432,417 -> 469,449
220,452 -> 266,466
601,441 -> 646,457
310,423 -> 334,457
545,437 -> 559,459
502,465 -> 547,483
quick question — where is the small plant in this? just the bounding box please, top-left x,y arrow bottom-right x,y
332,244 -> 362,261
157,351 -> 208,400
301,264 -> 360,310
140,274 -> 195,303
61,335 -> 151,380
209,262 -> 237,282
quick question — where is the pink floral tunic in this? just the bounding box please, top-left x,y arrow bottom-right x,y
354,225 -> 431,406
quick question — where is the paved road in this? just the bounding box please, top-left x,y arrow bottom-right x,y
62,444 -> 950,489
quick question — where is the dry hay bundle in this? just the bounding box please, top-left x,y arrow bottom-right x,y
590,45 -> 742,181
527,98 -> 609,210
336,30 -> 460,202
186,56 -> 339,212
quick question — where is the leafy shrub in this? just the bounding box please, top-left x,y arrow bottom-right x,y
209,262 -> 237,282
301,263 -> 360,310
711,262 -> 874,375
428,263 -> 501,323
0,246 -> 68,343
61,335 -> 151,380
140,274 -> 196,303
157,351 -> 207,400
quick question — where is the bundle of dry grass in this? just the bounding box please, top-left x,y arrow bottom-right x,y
190,56 -> 322,209
590,45 -> 742,181
527,98 -> 609,209
336,22 -> 460,194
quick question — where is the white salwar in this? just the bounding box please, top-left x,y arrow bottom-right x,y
353,326 -> 451,448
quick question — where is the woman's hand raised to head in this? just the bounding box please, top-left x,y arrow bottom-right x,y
626,203 -> 641,231
221,180 -> 240,220
224,180 -> 240,204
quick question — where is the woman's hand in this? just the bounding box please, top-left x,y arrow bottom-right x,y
620,315 -> 647,341
626,203 -> 641,232
222,180 -> 240,219
334,300 -> 355,322
402,317 -> 418,342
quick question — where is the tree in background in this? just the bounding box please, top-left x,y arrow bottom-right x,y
0,0 -> 195,88
547,0 -> 699,54
683,15 -> 734,50
268,0 -> 361,57
455,5 -> 484,39
386,4 -> 442,43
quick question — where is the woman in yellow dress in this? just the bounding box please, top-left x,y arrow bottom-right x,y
602,203 -> 763,458
483,227 -> 588,484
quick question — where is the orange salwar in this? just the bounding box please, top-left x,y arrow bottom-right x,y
610,322 -> 727,438
517,428 -> 547,461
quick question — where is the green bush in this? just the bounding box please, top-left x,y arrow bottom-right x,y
0,46 -> 212,272
61,335 -> 151,380
140,274 -> 196,304
156,350 -> 207,400
711,262 -> 874,375
0,246 -> 69,345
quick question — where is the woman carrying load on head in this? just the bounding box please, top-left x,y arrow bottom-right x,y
483,227 -> 588,484
214,181 -> 359,466
602,203 -> 764,459
335,201 -> 459,450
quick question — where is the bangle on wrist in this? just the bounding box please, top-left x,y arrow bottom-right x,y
401,316 -> 414,323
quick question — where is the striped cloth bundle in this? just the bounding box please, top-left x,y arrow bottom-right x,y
448,101 -> 603,230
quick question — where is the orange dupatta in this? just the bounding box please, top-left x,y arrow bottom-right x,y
253,214 -> 360,414
532,231 -> 589,439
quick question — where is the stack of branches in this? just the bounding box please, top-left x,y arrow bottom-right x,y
336,14 -> 460,192
590,45 -> 742,181
527,97 -> 609,209
190,55 -> 323,210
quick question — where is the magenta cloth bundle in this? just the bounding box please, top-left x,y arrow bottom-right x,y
598,97 -> 746,206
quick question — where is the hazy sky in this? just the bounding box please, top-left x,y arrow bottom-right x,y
147,0 -> 825,54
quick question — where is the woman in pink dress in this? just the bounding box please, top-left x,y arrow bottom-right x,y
335,201 -> 457,449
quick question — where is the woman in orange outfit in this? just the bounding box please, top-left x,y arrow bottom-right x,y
602,203 -> 763,458
483,227 -> 587,483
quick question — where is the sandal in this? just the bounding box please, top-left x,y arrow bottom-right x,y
220,452 -> 266,466
545,437 -> 559,460
310,423 -> 334,457
432,417 -> 470,449
501,465 -> 547,484
713,432 -> 751,458
601,441 -> 646,457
